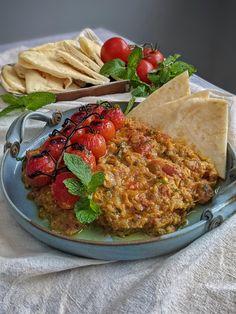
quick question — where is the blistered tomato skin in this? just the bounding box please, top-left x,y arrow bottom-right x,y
101,37 -> 131,63
51,172 -> 80,210
41,135 -> 67,161
90,119 -> 116,141
102,107 -> 125,130
25,154 -> 55,187
73,133 -> 107,159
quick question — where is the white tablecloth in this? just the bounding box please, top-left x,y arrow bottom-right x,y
1,29 -> 236,314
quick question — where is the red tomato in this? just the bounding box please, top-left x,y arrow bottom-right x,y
51,172 -> 80,210
72,133 -> 106,159
143,48 -> 164,68
102,107 -> 125,130
61,124 -> 76,137
25,154 -> 55,187
71,111 -> 93,126
41,135 -> 66,161
136,59 -> 154,84
68,148 -> 96,172
101,37 -> 131,63
90,119 -> 116,141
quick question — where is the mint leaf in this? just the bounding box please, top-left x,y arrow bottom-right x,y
0,104 -> 25,117
124,96 -> 136,115
23,92 -> 56,110
74,196 -> 100,224
127,46 -> 142,69
87,172 -> 105,194
0,94 -> 20,106
100,59 -> 127,78
63,178 -> 86,196
63,153 -> 92,186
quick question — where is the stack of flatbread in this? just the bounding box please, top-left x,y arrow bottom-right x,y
0,36 -> 109,94
128,71 -> 229,179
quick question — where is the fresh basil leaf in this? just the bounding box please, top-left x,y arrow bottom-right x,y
23,92 -> 56,110
127,46 -> 143,69
0,104 -> 25,117
63,153 -> 92,186
124,96 -> 136,115
100,59 -> 127,79
63,178 -> 86,196
87,172 -> 105,194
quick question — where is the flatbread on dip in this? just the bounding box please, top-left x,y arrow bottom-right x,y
130,95 -> 228,179
127,71 -> 191,118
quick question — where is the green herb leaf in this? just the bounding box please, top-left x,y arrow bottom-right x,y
74,196 -> 101,224
131,85 -> 150,97
23,92 -> 56,110
100,58 -> 127,78
63,153 -> 92,187
127,46 -> 143,69
87,172 -> 105,194
63,178 -> 86,196
0,104 -> 25,117
0,94 -> 20,106
124,96 -> 136,115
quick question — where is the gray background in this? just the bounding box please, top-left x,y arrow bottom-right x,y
0,0 -> 235,93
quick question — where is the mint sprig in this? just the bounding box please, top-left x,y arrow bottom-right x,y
63,153 -> 105,224
0,92 -> 56,117
100,48 -> 197,97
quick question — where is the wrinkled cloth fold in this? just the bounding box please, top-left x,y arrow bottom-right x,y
0,43 -> 236,314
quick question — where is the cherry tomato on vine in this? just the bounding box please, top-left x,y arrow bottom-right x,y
51,172 -> 80,210
72,133 -> 106,159
143,48 -> 164,68
136,59 -> 154,84
41,135 -> 66,161
102,107 -> 125,130
67,148 -> 96,172
101,37 -> 131,63
71,111 -> 93,126
25,154 -> 55,187
90,119 -> 116,141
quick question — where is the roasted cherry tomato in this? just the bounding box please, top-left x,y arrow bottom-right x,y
41,135 -> 66,161
51,172 -> 80,210
102,107 -> 125,130
136,59 -> 154,84
143,48 -> 164,68
101,37 -> 131,63
90,119 -> 116,141
25,153 -> 55,187
89,104 -> 104,117
66,145 -> 96,172
71,110 -> 93,126
72,133 -> 106,159
61,123 -> 76,137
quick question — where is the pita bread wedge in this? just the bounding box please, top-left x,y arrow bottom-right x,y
19,50 -> 106,85
133,96 -> 228,179
133,90 -> 209,127
24,69 -> 75,93
1,65 -> 26,93
62,41 -> 101,72
79,36 -> 104,67
56,50 -> 109,83
14,63 -> 27,78
128,71 -> 190,118
29,40 -> 77,52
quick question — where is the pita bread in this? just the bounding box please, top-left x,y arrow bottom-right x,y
62,41 -> 101,72
132,90 -> 209,127
127,71 -> 190,118
1,65 -> 26,93
29,40 -> 77,51
24,69 -> 76,93
14,63 -> 27,78
56,50 -> 109,83
132,96 -> 228,178
79,36 -> 103,67
19,50 -> 106,85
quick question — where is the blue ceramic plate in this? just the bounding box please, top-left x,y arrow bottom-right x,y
1,106 -> 236,260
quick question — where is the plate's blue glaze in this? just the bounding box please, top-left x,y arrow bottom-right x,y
1,108 -> 236,260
